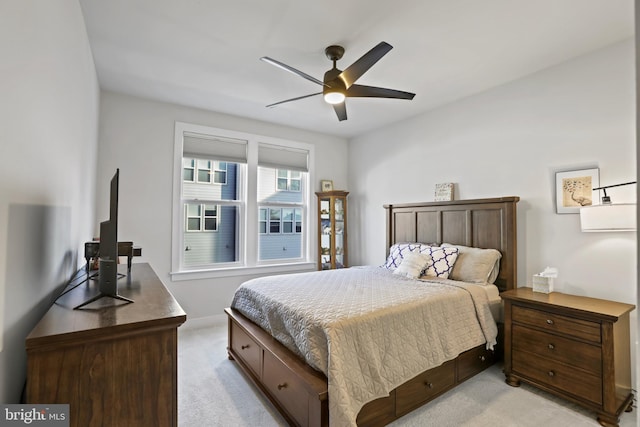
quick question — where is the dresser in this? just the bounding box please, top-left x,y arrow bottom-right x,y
26,263 -> 186,427
502,288 -> 634,427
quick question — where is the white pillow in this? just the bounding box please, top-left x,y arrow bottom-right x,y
441,243 -> 502,284
393,252 -> 432,279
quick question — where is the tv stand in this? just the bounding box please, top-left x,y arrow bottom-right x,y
26,263 -> 186,427
73,291 -> 134,310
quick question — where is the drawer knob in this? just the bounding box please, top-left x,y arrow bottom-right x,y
424,382 -> 433,389
548,343 -> 555,350
479,355 -> 486,362
546,319 -> 554,325
548,371 -> 555,377
241,344 -> 250,350
277,383 -> 288,390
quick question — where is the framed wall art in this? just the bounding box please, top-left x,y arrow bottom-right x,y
320,180 -> 333,192
555,168 -> 599,214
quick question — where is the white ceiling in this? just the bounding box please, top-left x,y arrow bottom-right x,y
79,0 -> 634,139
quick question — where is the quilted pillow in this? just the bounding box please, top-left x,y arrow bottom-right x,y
393,252 -> 432,279
441,243 -> 502,284
420,246 -> 459,279
382,242 -> 435,270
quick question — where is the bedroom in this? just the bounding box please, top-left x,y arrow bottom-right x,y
0,0 -> 637,426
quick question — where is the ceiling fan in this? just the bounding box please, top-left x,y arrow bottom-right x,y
261,41 -> 416,122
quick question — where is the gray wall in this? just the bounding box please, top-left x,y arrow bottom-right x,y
0,1 -> 99,402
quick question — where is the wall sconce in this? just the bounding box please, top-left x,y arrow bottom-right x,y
580,181 -> 636,232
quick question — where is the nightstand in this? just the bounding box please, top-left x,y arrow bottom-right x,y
502,288 -> 635,427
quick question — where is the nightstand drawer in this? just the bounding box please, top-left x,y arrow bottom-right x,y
512,351 -> 602,405
512,324 -> 601,374
512,305 -> 601,343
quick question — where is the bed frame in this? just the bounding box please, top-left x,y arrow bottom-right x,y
226,196 -> 519,426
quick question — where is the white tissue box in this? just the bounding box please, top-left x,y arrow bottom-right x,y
532,274 -> 554,293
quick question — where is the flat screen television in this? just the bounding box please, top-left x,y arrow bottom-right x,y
75,168 -> 134,309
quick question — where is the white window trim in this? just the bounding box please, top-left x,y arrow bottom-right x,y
171,121 -> 314,280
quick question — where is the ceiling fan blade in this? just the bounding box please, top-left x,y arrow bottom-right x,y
338,41 -> 393,88
333,102 -> 347,121
346,84 -> 415,100
266,92 -> 322,108
260,57 -> 328,87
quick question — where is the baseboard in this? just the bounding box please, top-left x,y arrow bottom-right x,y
180,314 -> 226,330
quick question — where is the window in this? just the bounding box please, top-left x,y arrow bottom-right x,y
269,208 -> 281,233
203,205 -> 218,231
184,158 -> 228,185
214,162 -> 227,184
197,159 -> 212,183
183,159 -> 195,182
258,207 -> 302,235
172,122 -> 314,278
277,170 -> 301,191
185,204 -> 219,232
185,204 -> 201,231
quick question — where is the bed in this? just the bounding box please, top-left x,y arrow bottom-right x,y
226,196 -> 519,426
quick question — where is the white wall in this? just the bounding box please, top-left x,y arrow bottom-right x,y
349,39 -> 635,301
0,1 -> 99,402
96,91 -> 348,319
349,38 -> 637,374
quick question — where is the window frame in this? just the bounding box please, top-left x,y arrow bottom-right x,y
171,122 -> 315,280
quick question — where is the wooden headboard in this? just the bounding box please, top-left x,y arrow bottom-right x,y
384,197 -> 519,293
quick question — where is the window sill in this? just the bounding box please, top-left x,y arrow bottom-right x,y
170,261 -> 316,281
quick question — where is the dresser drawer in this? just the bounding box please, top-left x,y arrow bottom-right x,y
512,305 -> 601,343
395,360 -> 455,415
512,350 -> 602,405
230,321 -> 262,378
512,324 -> 601,374
263,351 -> 310,426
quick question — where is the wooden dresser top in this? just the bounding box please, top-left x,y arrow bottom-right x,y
502,287 -> 635,322
26,263 -> 186,350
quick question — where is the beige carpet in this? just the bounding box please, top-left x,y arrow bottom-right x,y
178,320 -> 637,427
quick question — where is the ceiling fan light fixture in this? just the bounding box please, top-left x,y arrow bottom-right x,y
323,91 -> 345,104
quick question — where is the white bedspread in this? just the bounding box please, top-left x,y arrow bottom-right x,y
231,266 -> 498,426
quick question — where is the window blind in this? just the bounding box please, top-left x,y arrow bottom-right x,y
258,143 -> 309,172
183,133 -> 247,163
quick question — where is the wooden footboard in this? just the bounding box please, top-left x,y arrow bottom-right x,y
226,307 -> 498,427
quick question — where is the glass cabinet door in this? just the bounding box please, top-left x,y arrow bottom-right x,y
334,198 -> 345,268
319,198 -> 332,269
316,191 -> 348,270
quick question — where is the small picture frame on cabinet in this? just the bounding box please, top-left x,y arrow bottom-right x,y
321,180 -> 334,192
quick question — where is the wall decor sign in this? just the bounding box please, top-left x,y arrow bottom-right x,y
555,168 -> 599,214
434,183 -> 454,201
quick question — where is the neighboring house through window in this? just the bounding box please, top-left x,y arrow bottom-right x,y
171,122 -> 314,279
